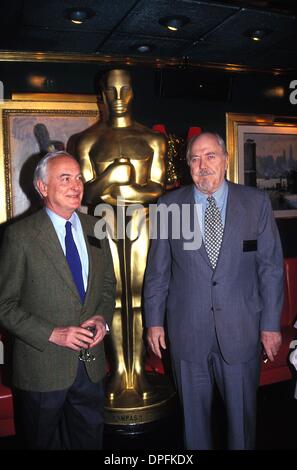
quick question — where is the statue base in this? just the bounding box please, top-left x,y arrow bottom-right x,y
104,373 -> 176,430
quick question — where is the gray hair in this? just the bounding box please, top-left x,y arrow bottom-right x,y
186,132 -> 228,165
33,150 -> 77,197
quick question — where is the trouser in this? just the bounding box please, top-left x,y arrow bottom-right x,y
172,338 -> 260,450
15,361 -> 105,450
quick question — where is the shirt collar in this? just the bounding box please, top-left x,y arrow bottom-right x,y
45,208 -> 79,232
193,180 -> 228,205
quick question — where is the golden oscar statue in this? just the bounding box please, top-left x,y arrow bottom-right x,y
76,69 -> 175,426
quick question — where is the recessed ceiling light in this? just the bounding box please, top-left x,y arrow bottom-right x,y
159,16 -> 190,31
137,45 -> 150,53
244,28 -> 272,41
130,44 -> 155,53
64,7 -> 95,24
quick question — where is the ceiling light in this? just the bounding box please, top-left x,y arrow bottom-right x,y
131,44 -> 155,53
159,16 -> 190,31
64,7 -> 95,24
137,45 -> 150,53
244,28 -> 272,42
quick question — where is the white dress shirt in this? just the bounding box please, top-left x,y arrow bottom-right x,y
45,208 -> 89,291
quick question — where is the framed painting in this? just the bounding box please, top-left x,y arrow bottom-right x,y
226,113 -> 297,218
0,97 -> 99,222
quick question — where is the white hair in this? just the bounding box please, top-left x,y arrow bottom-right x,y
33,151 -> 78,197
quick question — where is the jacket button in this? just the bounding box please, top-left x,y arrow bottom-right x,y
212,281 -> 217,286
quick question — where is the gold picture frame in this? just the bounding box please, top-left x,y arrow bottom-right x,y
0,97 -> 99,223
226,112 -> 297,218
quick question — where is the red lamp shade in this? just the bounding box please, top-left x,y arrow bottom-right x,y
187,126 -> 202,141
153,124 -> 167,136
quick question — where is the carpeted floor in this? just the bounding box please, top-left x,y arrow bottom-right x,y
0,379 -> 296,450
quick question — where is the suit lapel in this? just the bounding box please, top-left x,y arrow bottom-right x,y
182,185 -> 212,268
215,182 -> 242,269
34,210 -> 82,302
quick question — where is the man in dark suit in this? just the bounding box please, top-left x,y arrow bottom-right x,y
0,151 -> 116,449
144,132 -> 284,449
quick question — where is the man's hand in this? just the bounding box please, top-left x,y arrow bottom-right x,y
147,326 -> 166,359
80,315 -> 107,347
261,330 -> 282,362
49,326 -> 94,351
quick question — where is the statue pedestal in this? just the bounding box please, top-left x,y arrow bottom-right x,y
104,373 -> 176,430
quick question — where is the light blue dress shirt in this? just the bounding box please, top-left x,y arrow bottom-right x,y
46,208 -> 89,291
193,180 -> 229,240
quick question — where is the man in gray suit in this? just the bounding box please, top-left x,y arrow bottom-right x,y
0,151 -> 116,449
144,132 -> 283,449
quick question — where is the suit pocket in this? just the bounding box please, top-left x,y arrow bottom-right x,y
243,239 -> 257,252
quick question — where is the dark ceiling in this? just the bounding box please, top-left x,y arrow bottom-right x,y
1,0 -> 297,72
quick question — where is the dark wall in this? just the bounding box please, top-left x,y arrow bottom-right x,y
0,60 -> 296,254
1,61 -> 296,137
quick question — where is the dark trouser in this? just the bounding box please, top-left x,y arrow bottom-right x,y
16,361 -> 105,450
172,337 -> 260,450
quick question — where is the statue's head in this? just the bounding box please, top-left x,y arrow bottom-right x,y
100,69 -> 133,116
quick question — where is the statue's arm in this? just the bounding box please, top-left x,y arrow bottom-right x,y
77,134 -> 135,205
77,139 -> 95,183
112,133 -> 166,203
149,133 -> 167,190
81,133 -> 167,206
84,159 -> 135,205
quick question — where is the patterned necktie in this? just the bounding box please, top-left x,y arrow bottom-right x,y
65,221 -> 85,303
204,195 -> 224,269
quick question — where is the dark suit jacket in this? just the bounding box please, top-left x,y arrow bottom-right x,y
144,182 -> 284,365
0,209 -> 116,392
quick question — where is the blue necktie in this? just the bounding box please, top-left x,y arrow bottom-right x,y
65,221 -> 85,303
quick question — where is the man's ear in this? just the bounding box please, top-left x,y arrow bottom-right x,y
36,179 -> 47,198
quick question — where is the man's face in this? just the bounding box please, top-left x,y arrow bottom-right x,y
37,156 -> 83,219
103,70 -> 133,115
189,135 -> 228,194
